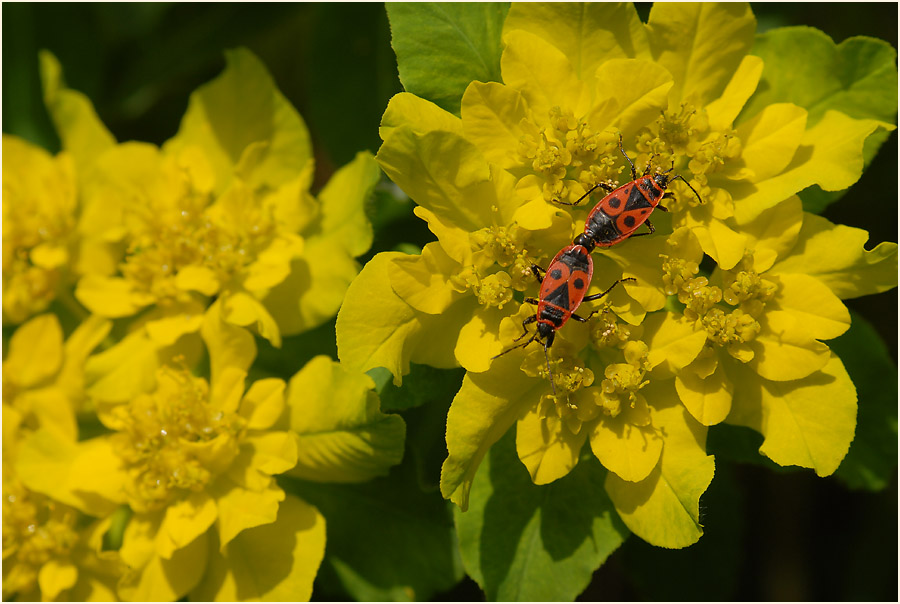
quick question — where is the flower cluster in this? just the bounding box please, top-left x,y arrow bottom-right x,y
337,2 -> 897,548
3,49 -> 406,601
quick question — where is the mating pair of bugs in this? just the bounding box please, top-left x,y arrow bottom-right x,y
494,136 -> 703,392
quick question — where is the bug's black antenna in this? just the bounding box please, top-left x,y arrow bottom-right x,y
542,342 -> 557,396
670,173 -> 704,204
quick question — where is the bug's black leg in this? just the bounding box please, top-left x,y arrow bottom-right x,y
514,315 -> 537,342
554,181 -> 613,207
524,297 -> 539,306
657,202 -> 669,212
570,312 -> 592,323
530,264 -> 546,283
618,133 -> 639,181
582,277 -> 637,302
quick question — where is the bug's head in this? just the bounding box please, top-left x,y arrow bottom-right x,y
653,171 -> 671,189
537,321 -> 556,343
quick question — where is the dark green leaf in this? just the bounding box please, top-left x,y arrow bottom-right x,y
386,2 -> 509,115
455,430 -> 628,601
832,311 -> 898,491
285,459 -> 464,601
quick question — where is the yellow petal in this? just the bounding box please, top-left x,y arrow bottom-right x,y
501,30 -> 587,117
644,313 -> 707,377
84,330 -> 158,404
175,265 -> 221,296
156,492 -> 218,559
605,394 -> 714,548
749,311 -> 831,381
75,274 -> 154,318
504,3 -> 651,76
336,252 -> 425,385
589,59 -> 674,138
691,218 -> 748,271
646,3 -> 756,106
675,361 -> 733,426
736,196 -> 803,273
245,432 -> 300,476
163,48 -> 312,193
143,302 -> 206,347
454,307 -> 506,373
736,103 -> 808,182
769,212 -> 898,300
726,353 -> 856,476
211,479 -> 285,550
380,91 -> 463,142
4,313 -> 63,388
191,495 -> 326,602
733,112 -> 888,222
201,300 -> 257,377
461,81 -> 528,168
376,126 -> 494,232
441,353 -> 545,510
772,273 -> 850,340
314,150 -> 379,257
210,366 -> 248,415
38,560 -> 78,601
590,411 -> 663,483
15,387 -> 77,440
39,51 -> 116,175
516,399 -> 589,485
239,378 -> 286,430
389,242 -> 464,314
222,291 -> 281,348
706,55 -> 764,130
117,532 -> 208,602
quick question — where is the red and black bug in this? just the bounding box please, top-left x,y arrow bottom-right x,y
492,243 -> 634,393
563,134 -> 704,249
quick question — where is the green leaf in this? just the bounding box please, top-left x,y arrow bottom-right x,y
386,2 -> 509,115
286,356 -> 406,483
455,430 -> 628,601
832,311 -> 898,490
741,27 -> 898,212
380,363 -> 465,412
286,461 -> 464,601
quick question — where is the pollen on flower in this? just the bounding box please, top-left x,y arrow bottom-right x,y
2,144 -> 77,323
2,469 -> 79,596
721,264 -> 777,306
596,341 -> 650,418
516,106 -> 620,204
661,253 -> 700,296
109,366 -> 246,512
590,308 -> 632,349
119,168 -> 279,304
470,224 -> 524,267
700,307 -> 761,348
473,272 -> 514,309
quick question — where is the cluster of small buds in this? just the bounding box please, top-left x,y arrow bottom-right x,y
590,308 -> 632,349
661,253 -> 701,296
2,476 -> 79,580
597,341 -> 650,418
470,223 -> 525,268
688,131 -> 742,177
518,107 -> 621,204
109,367 -> 246,512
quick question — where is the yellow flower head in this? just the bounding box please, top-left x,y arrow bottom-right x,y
2,136 -> 78,324
338,2 -> 898,551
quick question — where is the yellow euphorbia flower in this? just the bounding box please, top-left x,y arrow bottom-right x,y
337,2 -> 897,549
2,136 -> 78,324
39,48 -> 377,353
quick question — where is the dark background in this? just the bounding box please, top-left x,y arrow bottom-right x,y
3,3 -> 896,601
